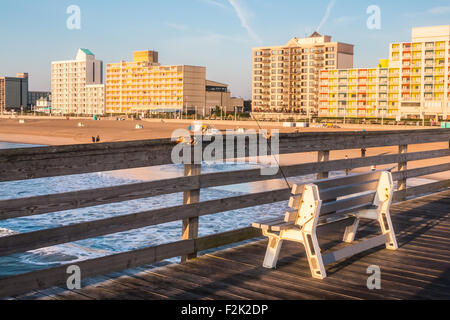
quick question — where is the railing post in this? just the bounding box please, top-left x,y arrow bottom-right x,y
317,150 -> 330,180
398,144 -> 408,201
181,163 -> 201,263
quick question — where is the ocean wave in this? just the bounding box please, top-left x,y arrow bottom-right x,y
0,228 -> 18,237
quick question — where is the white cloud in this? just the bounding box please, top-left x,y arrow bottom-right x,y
316,0 -> 336,32
166,23 -> 189,31
227,0 -> 262,44
335,15 -> 361,24
428,6 -> 450,15
201,0 -> 228,9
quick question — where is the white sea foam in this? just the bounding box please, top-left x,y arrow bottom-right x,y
0,228 -> 18,237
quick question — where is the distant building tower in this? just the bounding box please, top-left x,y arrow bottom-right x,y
318,25 -> 450,120
106,50 -> 206,114
51,49 -> 105,115
0,73 -> 29,113
252,33 -> 354,114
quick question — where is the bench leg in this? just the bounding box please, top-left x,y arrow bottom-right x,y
263,237 -> 283,269
302,232 -> 327,279
343,218 -> 360,243
378,211 -> 398,250
375,171 -> 398,250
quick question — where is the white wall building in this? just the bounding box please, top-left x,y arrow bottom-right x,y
35,95 -> 52,114
51,49 -> 105,115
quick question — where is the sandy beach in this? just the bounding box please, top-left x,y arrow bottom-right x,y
0,117 -> 449,181
0,117 -> 433,145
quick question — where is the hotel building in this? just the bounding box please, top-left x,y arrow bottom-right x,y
106,51 -> 243,115
51,49 -> 105,115
319,25 -> 450,120
252,32 -> 354,114
0,73 -> 28,113
106,51 -> 206,114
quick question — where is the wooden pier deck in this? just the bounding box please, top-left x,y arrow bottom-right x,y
20,190 -> 450,300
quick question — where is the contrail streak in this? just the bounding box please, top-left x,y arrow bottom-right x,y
316,0 -> 336,32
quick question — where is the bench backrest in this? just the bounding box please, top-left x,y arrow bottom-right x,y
286,171 -> 393,226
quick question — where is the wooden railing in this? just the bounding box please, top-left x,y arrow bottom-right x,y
0,129 -> 450,298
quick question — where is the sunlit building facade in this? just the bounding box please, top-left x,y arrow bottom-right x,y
252,32 -> 354,114
105,51 -> 206,114
319,25 -> 450,120
0,73 -> 28,113
51,49 -> 105,115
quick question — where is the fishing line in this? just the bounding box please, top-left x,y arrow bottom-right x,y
250,114 -> 291,190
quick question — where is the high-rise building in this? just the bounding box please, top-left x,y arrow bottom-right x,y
252,32 -> 354,114
319,25 -> 450,120
106,51 -> 206,114
0,73 -> 28,113
51,49 -> 105,115
106,50 -> 242,115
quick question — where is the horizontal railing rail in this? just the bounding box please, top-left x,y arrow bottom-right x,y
1,148 -> 449,221
1,129 -> 449,182
0,129 -> 449,298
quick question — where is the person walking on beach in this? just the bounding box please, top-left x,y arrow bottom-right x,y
96,135 -> 100,143
92,136 -> 96,143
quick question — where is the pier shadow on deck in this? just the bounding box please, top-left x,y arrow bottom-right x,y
15,190 -> 450,300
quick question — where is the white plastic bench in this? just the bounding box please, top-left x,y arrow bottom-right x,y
252,171 -> 398,279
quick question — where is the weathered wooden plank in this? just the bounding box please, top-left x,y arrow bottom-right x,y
322,234 -> 389,265
0,188 -> 290,257
252,218 -> 284,230
397,145 -> 408,201
277,129 -> 450,154
0,175 -> 197,221
315,171 -> 381,190
1,130 -> 449,182
317,150 -> 330,180
149,265 -> 280,300
0,139 -> 177,182
196,227 -> 262,252
0,239 -> 194,299
393,179 -> 450,202
180,256 -> 350,300
320,193 -> 376,215
1,147 -> 449,221
246,241 -> 443,300
393,163 -> 450,181
181,163 -> 201,262
206,243 -> 396,300
320,181 -> 379,201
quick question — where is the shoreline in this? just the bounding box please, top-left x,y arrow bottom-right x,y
1,118 -> 448,182
0,134 -> 77,146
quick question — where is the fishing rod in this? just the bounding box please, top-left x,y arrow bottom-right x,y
250,114 -> 292,190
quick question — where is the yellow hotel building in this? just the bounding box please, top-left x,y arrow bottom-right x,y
319,26 -> 450,120
106,51 -> 206,114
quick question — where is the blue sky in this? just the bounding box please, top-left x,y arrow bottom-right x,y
1,0 -> 450,99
